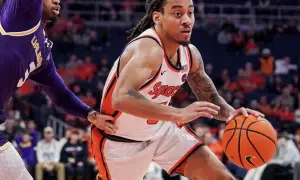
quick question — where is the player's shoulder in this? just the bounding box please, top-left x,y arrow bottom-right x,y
126,37 -> 164,68
186,43 -> 201,60
131,37 -> 164,57
186,44 -> 205,73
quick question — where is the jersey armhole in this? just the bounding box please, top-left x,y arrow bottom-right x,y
116,36 -> 162,78
186,45 -> 193,72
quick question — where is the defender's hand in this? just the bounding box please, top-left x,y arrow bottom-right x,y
178,101 -> 220,124
87,111 -> 118,134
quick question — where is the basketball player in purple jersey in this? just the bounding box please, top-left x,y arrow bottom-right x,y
0,0 -> 117,179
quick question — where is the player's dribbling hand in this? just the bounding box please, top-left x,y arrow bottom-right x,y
178,101 -> 220,124
87,111 -> 118,134
226,107 -> 265,123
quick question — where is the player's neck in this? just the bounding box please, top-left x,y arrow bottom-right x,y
154,27 -> 180,60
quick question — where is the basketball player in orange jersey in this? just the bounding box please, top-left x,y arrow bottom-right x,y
93,0 -> 264,179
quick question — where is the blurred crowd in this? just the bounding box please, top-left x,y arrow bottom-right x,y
0,120 -> 97,180
218,18 -> 298,55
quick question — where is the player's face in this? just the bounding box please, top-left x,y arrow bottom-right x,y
160,0 -> 195,45
43,0 -> 61,21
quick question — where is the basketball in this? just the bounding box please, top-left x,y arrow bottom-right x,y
222,115 -> 277,169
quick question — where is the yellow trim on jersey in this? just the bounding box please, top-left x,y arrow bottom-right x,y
0,142 -> 10,151
0,21 -> 41,37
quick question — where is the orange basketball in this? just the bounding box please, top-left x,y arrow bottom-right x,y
222,115 -> 277,169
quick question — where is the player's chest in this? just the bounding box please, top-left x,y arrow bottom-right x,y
17,29 -> 53,87
144,66 -> 189,100
27,29 -> 52,68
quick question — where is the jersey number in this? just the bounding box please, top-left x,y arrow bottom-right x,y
147,101 -> 168,125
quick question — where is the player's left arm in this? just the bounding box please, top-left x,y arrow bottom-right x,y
187,44 -> 264,121
29,57 -> 117,133
29,58 -> 91,119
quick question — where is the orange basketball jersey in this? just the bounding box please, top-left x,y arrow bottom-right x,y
100,28 -> 192,141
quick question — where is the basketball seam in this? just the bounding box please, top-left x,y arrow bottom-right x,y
246,127 -> 266,165
246,120 -> 271,164
224,118 -> 237,153
224,128 -> 276,146
238,117 -> 247,168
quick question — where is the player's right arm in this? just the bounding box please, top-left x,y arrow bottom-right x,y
0,0 -> 43,34
112,39 -> 220,123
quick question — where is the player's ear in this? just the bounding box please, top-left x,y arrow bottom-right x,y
152,11 -> 161,26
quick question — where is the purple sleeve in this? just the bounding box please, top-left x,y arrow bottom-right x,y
29,56 -> 91,119
0,0 -> 42,32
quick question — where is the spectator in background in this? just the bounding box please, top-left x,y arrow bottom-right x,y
284,20 -> 298,34
193,123 -> 210,140
66,54 -> 79,71
295,96 -> 300,123
57,63 -> 68,79
73,60 -> 88,80
203,132 -> 223,161
36,127 -> 65,180
291,75 -> 300,92
122,0 -> 137,21
259,48 -> 274,76
244,132 -> 299,180
277,106 -> 295,122
268,76 -> 284,94
17,131 -> 36,176
82,90 -> 97,108
261,132 -> 300,180
83,56 -> 97,80
99,56 -> 110,69
59,129 -> 72,151
217,29 -> 232,45
249,100 -> 259,111
275,56 -> 298,75
259,0 -> 271,7
294,129 -> 300,151
27,120 -> 40,146
214,69 -> 230,90
245,62 -> 265,89
237,69 -> 256,93
244,38 -> 259,55
274,87 -> 294,110
28,86 -> 48,108
60,129 -> 88,180
258,96 -> 273,116
221,18 -> 236,33
1,119 -> 20,142
99,0 -> 117,21
230,30 -> 245,51
72,13 -> 85,30
205,63 -> 214,78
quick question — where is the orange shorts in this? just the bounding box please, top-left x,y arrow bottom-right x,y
91,123 -> 204,180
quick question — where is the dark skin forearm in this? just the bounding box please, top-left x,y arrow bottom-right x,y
188,71 -> 235,121
187,45 -> 235,121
